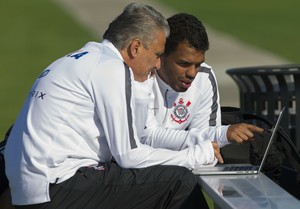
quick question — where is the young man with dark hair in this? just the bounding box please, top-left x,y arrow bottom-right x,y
142,13 -> 263,156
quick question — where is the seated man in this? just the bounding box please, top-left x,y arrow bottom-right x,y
142,13 -> 263,153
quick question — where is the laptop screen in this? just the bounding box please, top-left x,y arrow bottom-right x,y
258,106 -> 286,172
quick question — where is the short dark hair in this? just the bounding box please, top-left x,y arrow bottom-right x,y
164,13 -> 209,55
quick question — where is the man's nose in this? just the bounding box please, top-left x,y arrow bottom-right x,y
186,66 -> 198,78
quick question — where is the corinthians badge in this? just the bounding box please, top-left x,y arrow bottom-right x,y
171,98 -> 191,124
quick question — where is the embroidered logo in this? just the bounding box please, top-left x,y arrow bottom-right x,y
171,98 -> 191,124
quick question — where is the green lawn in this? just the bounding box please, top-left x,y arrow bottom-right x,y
158,0 -> 300,63
0,0 -> 95,137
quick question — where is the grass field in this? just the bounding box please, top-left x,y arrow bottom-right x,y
158,0 -> 300,63
0,0 -> 95,137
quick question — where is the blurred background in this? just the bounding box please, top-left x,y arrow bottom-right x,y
0,0 -> 298,137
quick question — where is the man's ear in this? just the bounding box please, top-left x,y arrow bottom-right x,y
128,39 -> 142,58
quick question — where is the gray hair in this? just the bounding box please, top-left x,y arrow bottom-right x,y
103,3 -> 169,50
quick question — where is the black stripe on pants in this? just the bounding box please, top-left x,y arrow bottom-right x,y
16,162 -> 208,209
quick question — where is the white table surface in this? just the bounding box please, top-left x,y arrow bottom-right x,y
198,172 -> 300,209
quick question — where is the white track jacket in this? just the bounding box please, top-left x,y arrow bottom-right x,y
142,64 -> 230,150
5,40 -> 216,205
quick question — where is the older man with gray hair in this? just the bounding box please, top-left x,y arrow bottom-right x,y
4,3 -> 211,209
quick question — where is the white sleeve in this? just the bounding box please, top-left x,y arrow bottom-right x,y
188,67 -> 230,147
142,113 -> 229,150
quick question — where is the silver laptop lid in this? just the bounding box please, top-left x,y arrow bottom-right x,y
258,106 -> 286,173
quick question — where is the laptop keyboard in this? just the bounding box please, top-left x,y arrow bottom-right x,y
224,166 -> 255,171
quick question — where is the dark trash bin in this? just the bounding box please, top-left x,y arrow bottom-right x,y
227,64 -> 300,151
226,64 -> 300,199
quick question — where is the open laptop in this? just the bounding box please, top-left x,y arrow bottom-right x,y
193,106 -> 286,175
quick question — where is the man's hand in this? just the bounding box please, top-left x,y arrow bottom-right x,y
212,142 -> 224,164
227,123 -> 264,144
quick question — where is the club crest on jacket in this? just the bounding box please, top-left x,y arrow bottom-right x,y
171,98 -> 191,124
